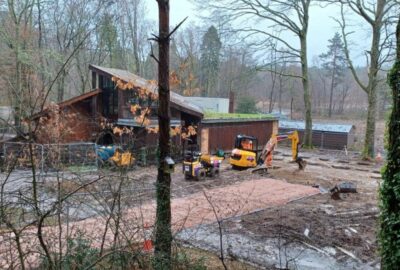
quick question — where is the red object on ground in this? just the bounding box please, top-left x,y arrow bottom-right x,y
143,239 -> 153,251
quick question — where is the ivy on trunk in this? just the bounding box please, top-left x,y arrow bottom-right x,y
379,15 -> 400,270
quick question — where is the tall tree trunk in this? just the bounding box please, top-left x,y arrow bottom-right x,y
133,0 -> 140,74
362,13 -> 382,158
14,44 -> 21,129
269,70 -> 277,113
300,35 -> 312,147
364,88 -> 377,157
290,97 -> 294,120
328,77 -> 334,118
154,0 -> 172,268
328,53 -> 337,118
379,15 -> 400,269
127,0 -> 141,74
278,75 -> 283,114
57,71 -> 66,102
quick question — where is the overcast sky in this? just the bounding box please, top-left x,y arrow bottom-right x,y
147,1 -> 370,66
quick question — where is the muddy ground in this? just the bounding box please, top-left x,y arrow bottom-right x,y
127,146 -> 381,269
176,147 -> 381,269
25,143 -> 382,269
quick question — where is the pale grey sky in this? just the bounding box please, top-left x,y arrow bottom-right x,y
147,0 -> 369,66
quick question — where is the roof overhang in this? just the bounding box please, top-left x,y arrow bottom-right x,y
29,89 -> 101,120
202,117 -> 278,124
117,118 -> 182,128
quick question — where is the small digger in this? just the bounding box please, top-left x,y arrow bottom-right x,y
229,131 -> 306,172
182,142 -> 223,180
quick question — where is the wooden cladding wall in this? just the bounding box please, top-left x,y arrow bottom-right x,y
200,120 -> 277,154
279,128 -> 352,150
35,103 -> 99,144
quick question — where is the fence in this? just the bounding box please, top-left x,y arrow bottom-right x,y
2,142 -> 98,173
131,144 -> 183,166
1,141 -> 185,173
0,126 -> 18,141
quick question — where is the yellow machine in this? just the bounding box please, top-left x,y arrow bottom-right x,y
97,146 -> 135,168
110,148 -> 135,167
230,131 -> 305,170
229,135 -> 258,169
183,152 -> 223,180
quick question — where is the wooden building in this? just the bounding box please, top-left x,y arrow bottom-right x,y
89,65 -> 203,147
33,65 -> 285,155
279,120 -> 356,150
33,65 -> 203,146
33,89 -> 102,144
200,116 -> 279,154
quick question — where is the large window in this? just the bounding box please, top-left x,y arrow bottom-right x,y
100,75 -> 118,118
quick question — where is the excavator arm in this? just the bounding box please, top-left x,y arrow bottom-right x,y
258,130 -> 306,170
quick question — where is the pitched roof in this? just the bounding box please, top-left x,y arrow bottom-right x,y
29,89 -> 101,120
89,64 -> 203,118
58,88 -> 102,108
279,120 -> 354,133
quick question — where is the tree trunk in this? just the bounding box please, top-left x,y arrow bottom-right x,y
278,74 -> 283,114
300,35 -> 312,147
14,47 -> 21,129
379,15 -> 400,269
133,0 -> 140,74
154,0 -> 172,268
269,70 -> 277,113
290,97 -> 293,120
362,8 -> 382,158
328,53 -> 337,118
328,80 -> 334,117
57,71 -> 66,102
363,88 -> 377,158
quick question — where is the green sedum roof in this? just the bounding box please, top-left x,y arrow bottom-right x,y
204,112 -> 276,120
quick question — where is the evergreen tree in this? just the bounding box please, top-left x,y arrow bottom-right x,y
319,32 -> 346,117
200,26 -> 221,97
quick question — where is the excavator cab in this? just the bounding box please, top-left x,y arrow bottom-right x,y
229,135 -> 258,169
230,130 -> 306,171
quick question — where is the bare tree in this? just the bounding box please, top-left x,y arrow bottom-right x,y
2,0 -> 35,129
193,0 -> 314,146
335,0 -> 398,158
119,0 -> 147,75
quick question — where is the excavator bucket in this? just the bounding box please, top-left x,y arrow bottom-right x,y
296,157 -> 307,170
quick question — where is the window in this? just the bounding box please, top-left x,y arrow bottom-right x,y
101,76 -> 118,118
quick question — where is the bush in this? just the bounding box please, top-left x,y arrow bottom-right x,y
38,233 -> 100,270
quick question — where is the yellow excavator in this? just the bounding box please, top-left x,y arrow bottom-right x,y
229,135 -> 259,169
229,130 -> 306,170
